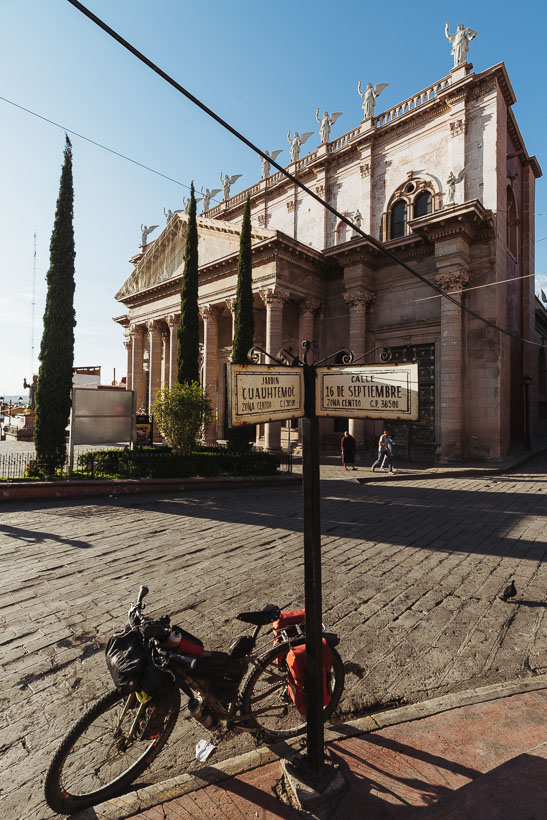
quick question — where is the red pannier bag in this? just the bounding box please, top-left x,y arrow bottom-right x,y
273,610 -> 306,666
285,638 -> 333,715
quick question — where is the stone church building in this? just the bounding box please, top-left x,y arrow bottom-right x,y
115,57 -> 542,463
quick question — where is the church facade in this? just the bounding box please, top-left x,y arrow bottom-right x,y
114,58 -> 541,463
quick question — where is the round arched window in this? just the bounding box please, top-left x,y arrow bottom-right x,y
391,200 -> 407,238
414,191 -> 432,218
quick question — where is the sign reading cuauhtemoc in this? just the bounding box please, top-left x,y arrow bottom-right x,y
315,363 -> 419,420
228,364 -> 305,426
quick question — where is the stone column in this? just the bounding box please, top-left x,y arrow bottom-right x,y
298,298 -> 320,361
436,271 -> 469,461
161,326 -> 170,389
129,324 -> 145,411
343,288 -> 374,444
124,335 -> 132,392
167,313 -> 179,387
147,319 -> 163,415
260,286 -> 288,451
200,304 -> 220,444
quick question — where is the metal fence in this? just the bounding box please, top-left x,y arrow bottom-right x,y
0,447 -> 292,481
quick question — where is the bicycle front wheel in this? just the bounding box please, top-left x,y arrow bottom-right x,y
44,687 -> 180,815
241,643 -> 344,740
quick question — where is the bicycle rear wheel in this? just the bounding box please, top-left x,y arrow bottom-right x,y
44,686 -> 180,815
241,643 -> 344,740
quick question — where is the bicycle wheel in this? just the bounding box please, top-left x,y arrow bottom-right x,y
241,643 -> 344,740
44,686 -> 180,815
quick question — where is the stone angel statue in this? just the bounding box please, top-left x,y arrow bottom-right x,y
219,172 -> 242,201
445,22 -> 477,68
287,130 -> 314,164
181,194 -> 202,214
163,207 -> 174,223
200,186 -> 221,211
316,109 -> 343,144
446,165 -> 469,204
261,149 -> 283,179
357,81 -> 389,119
140,224 -> 158,246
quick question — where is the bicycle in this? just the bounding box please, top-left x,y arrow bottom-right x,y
44,584 -> 344,815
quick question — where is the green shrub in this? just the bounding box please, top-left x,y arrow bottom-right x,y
153,382 -> 212,454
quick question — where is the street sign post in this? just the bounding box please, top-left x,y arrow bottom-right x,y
228,348 -> 420,782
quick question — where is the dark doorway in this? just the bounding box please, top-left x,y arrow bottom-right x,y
388,343 -> 435,462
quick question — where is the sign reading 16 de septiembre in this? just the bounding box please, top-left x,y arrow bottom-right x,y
315,363 -> 419,420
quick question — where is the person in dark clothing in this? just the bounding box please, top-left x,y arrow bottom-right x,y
341,430 -> 357,470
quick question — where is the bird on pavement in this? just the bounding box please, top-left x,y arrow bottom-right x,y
500,579 -> 517,601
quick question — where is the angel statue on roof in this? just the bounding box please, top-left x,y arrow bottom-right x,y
287,130 -> 314,164
316,109 -> 343,144
200,186 -> 220,212
219,172 -> 242,202
261,149 -> 283,179
357,81 -> 389,119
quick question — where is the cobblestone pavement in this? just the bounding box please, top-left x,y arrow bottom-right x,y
1,455 -> 546,819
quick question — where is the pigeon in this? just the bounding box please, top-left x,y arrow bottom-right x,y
500,579 -> 517,601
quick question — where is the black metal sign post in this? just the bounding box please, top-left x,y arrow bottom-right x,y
301,359 -> 325,774
229,344 -> 413,783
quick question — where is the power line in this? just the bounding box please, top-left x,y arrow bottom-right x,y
66,0 -> 543,349
0,94 -> 221,207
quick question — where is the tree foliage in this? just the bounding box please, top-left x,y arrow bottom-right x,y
177,182 -> 199,385
153,382 -> 212,454
34,135 -> 76,475
228,196 -> 255,453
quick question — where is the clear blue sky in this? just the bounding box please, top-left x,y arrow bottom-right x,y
1,0 -> 546,394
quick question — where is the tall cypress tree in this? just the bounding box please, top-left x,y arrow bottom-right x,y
177,182 -> 199,384
231,196 -> 254,363
34,135 -> 76,475
228,196 -> 254,452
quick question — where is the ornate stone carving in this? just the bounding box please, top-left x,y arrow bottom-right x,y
286,200 -> 295,213
445,22 -> 477,68
225,297 -> 237,315
199,303 -> 220,321
129,323 -> 145,339
360,163 -> 371,178
299,297 -> 321,315
343,288 -> 375,308
260,286 -> 290,307
435,271 -> 470,293
146,319 -> 162,334
167,313 -> 179,328
315,183 -> 325,198
257,213 -> 266,227
449,119 -> 466,137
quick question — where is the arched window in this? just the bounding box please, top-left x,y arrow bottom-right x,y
391,200 -> 407,238
507,187 -> 518,257
414,191 -> 432,218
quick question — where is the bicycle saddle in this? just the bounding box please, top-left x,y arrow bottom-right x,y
236,603 -> 281,625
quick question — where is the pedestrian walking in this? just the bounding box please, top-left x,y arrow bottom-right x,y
371,429 -> 396,473
341,430 -> 357,470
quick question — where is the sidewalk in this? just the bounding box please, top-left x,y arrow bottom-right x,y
76,676 -> 547,819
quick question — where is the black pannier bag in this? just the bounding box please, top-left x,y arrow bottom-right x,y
191,651 -> 246,705
105,627 -> 148,696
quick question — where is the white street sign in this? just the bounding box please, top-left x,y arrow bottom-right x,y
315,363 -> 419,420
228,364 -> 305,426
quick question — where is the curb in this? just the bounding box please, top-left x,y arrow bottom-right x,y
74,672 -> 547,819
0,473 -> 301,503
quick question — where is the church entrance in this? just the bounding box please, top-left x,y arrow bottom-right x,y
388,343 -> 436,463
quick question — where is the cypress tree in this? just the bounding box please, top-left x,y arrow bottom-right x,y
177,182 -> 199,384
228,196 -> 254,452
231,196 -> 254,363
34,135 -> 76,475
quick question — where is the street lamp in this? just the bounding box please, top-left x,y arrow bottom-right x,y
523,375 -> 532,450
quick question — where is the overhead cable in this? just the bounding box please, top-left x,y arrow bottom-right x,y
66,0 -> 543,348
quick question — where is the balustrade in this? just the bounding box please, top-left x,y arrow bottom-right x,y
374,75 -> 451,128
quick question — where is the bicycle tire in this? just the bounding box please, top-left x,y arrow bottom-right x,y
44,686 -> 180,815
241,642 -> 344,740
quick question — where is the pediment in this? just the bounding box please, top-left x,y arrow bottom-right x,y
115,214 -> 275,302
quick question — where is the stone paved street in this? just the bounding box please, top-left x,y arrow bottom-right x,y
1,455 -> 546,819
